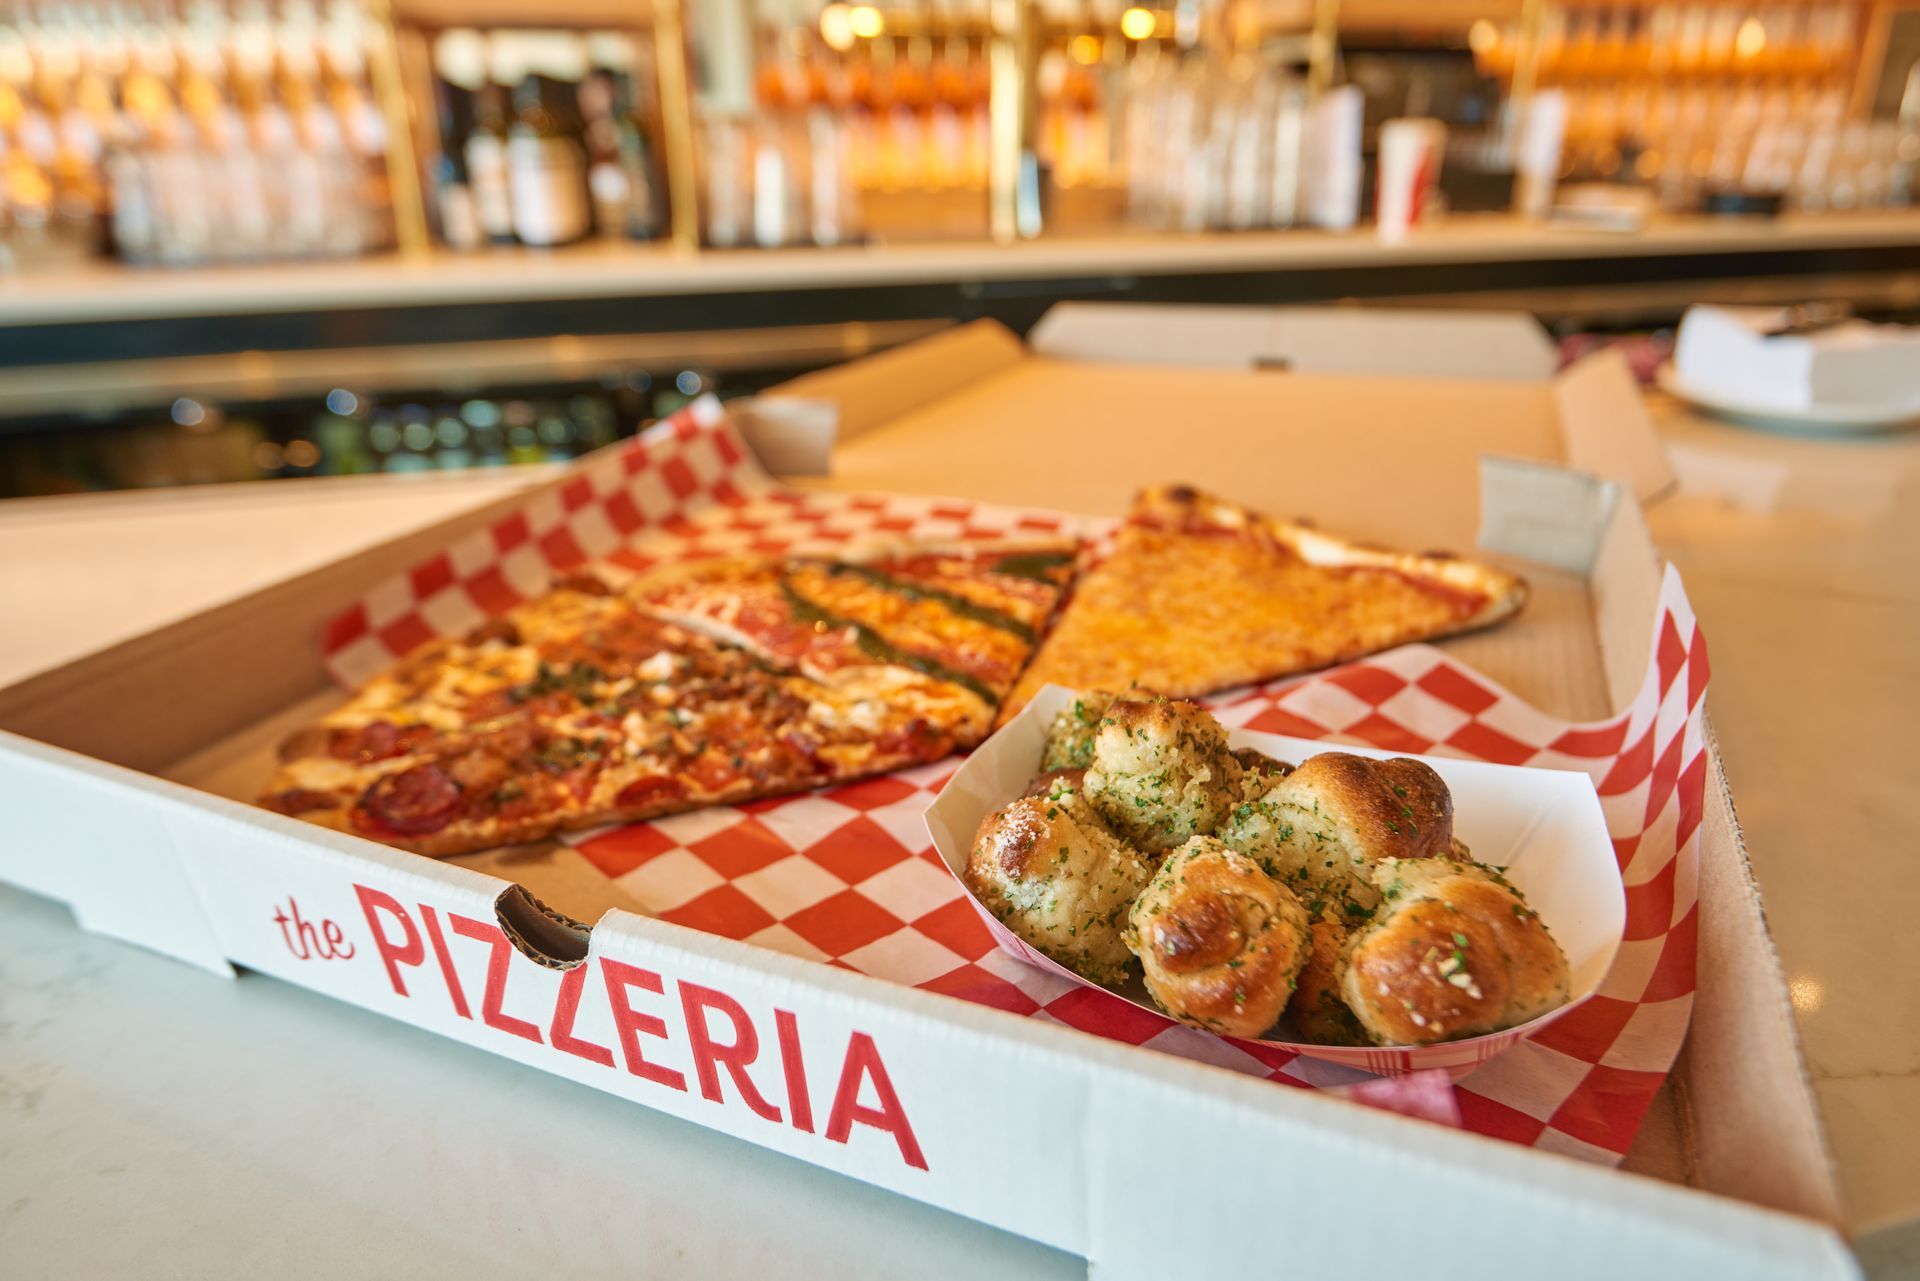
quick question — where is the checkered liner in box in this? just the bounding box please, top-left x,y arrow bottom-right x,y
321,399 -> 1706,1167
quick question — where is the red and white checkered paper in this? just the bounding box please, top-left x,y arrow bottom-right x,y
321,398 -> 1706,1167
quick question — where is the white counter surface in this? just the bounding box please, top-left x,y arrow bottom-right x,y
3,398 -> 1920,1278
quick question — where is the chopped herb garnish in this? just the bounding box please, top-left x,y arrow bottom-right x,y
824,562 -> 1034,641
779,578 -> 999,705
992,550 -> 1075,581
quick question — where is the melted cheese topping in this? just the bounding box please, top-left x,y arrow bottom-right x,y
1007,527 -> 1505,715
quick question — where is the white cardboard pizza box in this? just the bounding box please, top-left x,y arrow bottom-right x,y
0,313 -> 1851,1279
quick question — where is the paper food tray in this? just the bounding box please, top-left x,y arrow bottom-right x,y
925,683 -> 1627,1079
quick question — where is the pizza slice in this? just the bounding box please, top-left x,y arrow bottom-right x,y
627,541 -> 1078,706
261,537 -> 1074,858
839,544 -> 1078,633
624,556 -> 874,677
263,656 -> 982,858
1001,484 -> 1527,720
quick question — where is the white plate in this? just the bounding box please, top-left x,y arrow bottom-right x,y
1657,362 -> 1920,434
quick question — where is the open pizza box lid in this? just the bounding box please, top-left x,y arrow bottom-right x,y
777,304 -> 1675,509
0,312 -> 1853,1278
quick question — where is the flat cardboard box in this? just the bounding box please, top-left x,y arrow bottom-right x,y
0,311 -> 1853,1278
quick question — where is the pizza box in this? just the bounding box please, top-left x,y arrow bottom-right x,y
0,312 -> 1853,1279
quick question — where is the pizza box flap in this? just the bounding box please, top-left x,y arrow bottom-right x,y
1028,302 -> 1561,382
1552,348 -> 1678,503
1029,302 -> 1674,503
776,309 -> 1672,506
0,715 -> 1856,1280
772,319 -> 1026,445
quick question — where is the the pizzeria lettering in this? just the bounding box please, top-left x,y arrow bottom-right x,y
349,884 -> 927,1171
272,897 -> 356,961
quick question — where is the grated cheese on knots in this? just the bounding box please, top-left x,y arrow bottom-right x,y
1340,857 -> 1569,1046
1126,836 -> 1310,1038
966,787 -> 1154,985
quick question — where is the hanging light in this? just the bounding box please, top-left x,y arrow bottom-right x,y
1119,8 -> 1157,42
819,3 -> 856,51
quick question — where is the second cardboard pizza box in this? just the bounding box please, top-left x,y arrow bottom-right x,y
0,312 -> 1852,1279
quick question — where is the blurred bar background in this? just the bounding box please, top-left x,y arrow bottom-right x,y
3,0 -> 1919,496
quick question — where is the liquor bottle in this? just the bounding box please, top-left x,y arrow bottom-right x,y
580,67 -> 626,240
616,85 -> 664,240
581,61 -> 665,242
319,34 -> 396,254
506,73 -> 591,248
433,78 -> 481,250
107,28 -> 179,264
203,57 -> 273,261
2,77 -> 56,259
609,43 -> 665,241
279,45 -> 360,259
465,81 -> 515,244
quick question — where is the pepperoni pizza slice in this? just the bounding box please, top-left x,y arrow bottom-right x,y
261,541 -> 1072,858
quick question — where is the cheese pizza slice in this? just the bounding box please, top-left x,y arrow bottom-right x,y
1001,485 -> 1526,721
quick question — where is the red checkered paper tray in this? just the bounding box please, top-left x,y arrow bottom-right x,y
320,397 -> 1709,1168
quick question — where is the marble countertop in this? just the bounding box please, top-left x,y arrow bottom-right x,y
1,395 -> 1916,1278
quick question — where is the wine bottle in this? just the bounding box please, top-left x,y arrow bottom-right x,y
465,81 -> 515,244
506,73 -> 590,248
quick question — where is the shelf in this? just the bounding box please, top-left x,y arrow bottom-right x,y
3,212 -> 1918,331
1337,0 -> 1525,32
390,0 -> 655,30
0,319 -> 951,421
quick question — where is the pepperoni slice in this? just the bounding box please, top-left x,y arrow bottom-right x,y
778,729 -> 831,780
876,718 -> 948,759
463,688 -> 519,722
353,722 -> 400,760
616,775 -> 687,808
359,764 -> 463,835
686,751 -> 743,795
330,721 -> 433,763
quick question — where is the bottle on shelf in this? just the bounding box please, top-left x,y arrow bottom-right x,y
317,18 -> 395,254
464,77 -> 516,246
614,52 -> 666,241
581,32 -> 663,242
431,72 -> 481,252
506,72 -> 591,249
